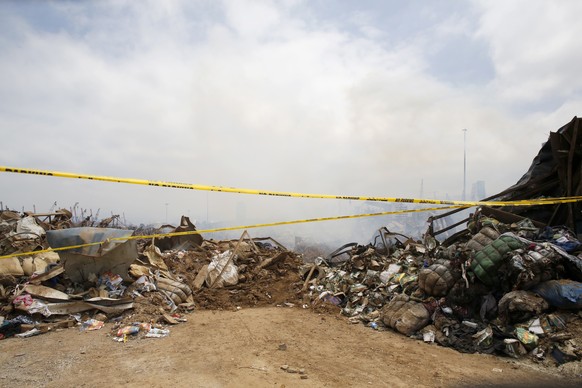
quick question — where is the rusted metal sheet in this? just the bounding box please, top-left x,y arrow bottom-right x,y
46,227 -> 137,283
153,216 -> 202,251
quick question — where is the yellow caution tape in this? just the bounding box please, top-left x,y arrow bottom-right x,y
0,205 -> 463,260
2,165 -> 582,207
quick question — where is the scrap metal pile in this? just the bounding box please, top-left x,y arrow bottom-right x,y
0,213 -> 304,341
303,214 -> 582,365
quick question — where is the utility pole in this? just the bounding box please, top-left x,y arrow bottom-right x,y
462,129 -> 467,201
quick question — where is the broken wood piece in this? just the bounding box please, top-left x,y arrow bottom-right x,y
162,313 -> 179,325
256,251 -> 289,271
302,263 -> 317,291
193,264 -> 209,290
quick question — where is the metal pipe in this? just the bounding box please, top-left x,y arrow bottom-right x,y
463,128 -> 467,201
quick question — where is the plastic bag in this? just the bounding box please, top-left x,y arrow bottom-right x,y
206,250 -> 239,288
533,279 -> 582,309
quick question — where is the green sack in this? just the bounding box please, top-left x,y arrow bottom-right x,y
471,235 -> 523,286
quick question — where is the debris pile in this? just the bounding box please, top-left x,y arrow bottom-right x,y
0,214 -> 304,342
305,211 -> 582,365
0,209 -> 71,261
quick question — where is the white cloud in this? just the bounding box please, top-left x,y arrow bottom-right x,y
0,0 -> 580,245
224,0 -> 282,39
475,0 -> 582,103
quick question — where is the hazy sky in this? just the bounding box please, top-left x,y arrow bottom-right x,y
1,1 -> 581,245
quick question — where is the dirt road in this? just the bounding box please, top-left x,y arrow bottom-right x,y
1,307 -> 579,387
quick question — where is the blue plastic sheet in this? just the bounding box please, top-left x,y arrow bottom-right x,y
533,279 -> 582,309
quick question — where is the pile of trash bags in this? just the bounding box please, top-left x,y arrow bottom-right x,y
303,212 -> 582,364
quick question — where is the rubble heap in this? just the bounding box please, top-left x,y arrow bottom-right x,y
304,210 -> 582,365
0,214 -> 304,342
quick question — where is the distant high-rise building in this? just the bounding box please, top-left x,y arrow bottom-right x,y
471,181 -> 486,200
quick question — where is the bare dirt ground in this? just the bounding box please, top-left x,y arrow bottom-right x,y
1,306 -> 580,388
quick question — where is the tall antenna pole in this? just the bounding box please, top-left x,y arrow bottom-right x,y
462,129 -> 467,201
